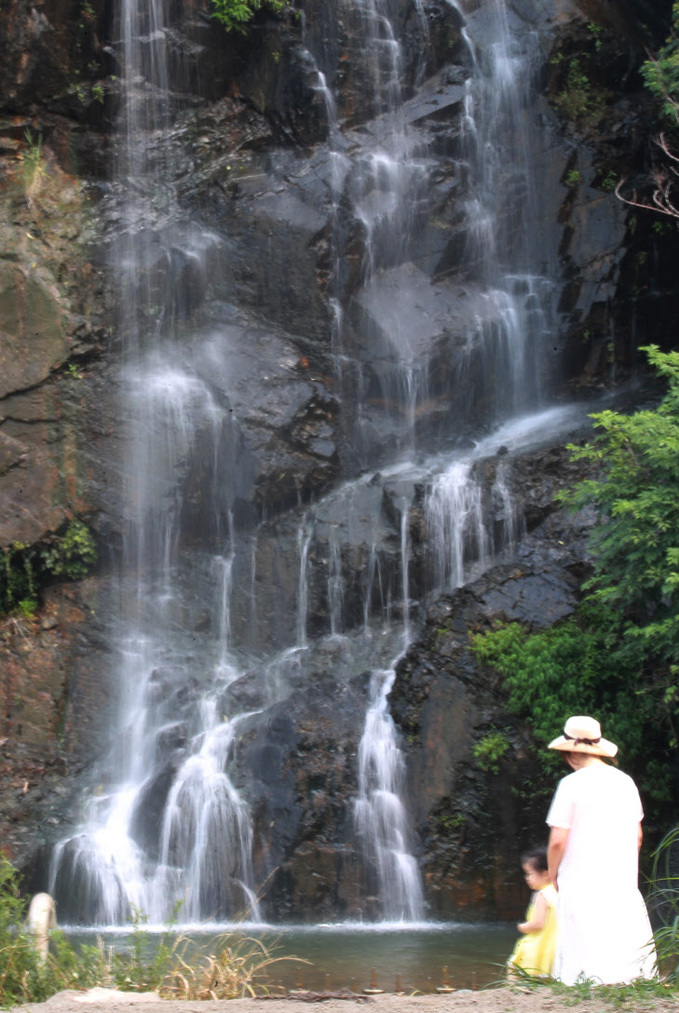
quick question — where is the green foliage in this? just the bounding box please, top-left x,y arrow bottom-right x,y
1,543 -> 37,618
587,22 -> 604,51
437,811 -> 466,833
0,857 -> 172,1003
641,2 -> 679,123
553,58 -> 604,126
548,975 -> 677,1003
653,218 -> 674,235
469,608 -> 670,802
564,169 -> 582,188
599,170 -> 618,192
21,130 -> 46,206
16,598 -> 38,619
561,346 -> 679,689
0,859 -> 292,1005
472,731 -> 510,774
1,521 -> 97,619
471,347 -> 679,820
209,0 -> 284,33
41,520 -> 97,581
649,825 -> 679,980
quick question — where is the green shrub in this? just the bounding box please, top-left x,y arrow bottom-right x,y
210,0 -> 284,32
41,520 -> 97,581
472,731 -> 509,774
1,521 -> 97,620
553,58 -> 604,126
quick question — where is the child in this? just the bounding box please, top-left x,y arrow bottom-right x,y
507,847 -> 557,978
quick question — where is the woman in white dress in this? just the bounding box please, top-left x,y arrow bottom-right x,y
546,715 -> 657,985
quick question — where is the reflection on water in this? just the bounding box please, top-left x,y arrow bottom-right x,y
66,924 -> 517,992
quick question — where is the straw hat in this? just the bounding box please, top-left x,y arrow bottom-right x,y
548,715 -> 618,758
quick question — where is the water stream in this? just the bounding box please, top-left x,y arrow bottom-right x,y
49,0 -> 576,927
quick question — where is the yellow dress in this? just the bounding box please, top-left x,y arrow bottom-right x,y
508,884 -> 558,977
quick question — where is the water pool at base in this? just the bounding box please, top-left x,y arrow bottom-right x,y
66,923 -> 518,994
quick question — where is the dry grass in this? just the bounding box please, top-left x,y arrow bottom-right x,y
159,933 -> 304,1000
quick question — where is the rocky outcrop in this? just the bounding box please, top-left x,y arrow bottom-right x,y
0,155 -> 106,549
0,578 -> 115,886
390,499 -> 596,919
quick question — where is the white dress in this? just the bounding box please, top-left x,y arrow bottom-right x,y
546,763 -> 657,985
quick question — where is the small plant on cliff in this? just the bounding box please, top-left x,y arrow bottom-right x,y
553,58 -> 604,128
1,543 -> 38,618
20,130 -> 46,208
565,169 -> 582,189
41,520 -> 97,581
472,731 -> 510,774
210,0 -> 284,32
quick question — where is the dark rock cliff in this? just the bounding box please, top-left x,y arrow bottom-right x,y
0,0 -> 675,917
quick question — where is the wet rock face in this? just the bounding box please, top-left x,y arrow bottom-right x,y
390,498 -> 596,919
0,150 -> 110,549
244,667 -> 370,921
0,579 -> 114,890
0,0 -> 104,117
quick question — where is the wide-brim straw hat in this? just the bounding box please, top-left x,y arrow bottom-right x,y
548,715 -> 618,758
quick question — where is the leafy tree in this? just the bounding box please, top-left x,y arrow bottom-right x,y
618,4 -> 679,219
641,2 -> 679,122
564,345 -> 679,685
210,0 -> 284,32
471,346 -> 679,823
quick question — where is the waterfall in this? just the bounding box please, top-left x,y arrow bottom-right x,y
428,462 -> 488,593
296,519 -> 312,649
456,0 -> 558,412
354,667 -> 425,922
49,0 -> 260,925
353,497 -> 424,921
46,0 -> 580,927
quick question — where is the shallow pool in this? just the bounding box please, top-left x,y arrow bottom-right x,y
65,922 -> 518,993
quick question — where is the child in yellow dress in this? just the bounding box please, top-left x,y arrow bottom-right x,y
507,847 -> 557,978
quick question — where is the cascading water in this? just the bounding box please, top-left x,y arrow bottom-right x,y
353,498 -> 424,921
455,0 -> 559,412
49,0 -> 260,925
48,0 -> 583,926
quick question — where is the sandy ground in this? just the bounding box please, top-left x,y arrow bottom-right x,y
14,985 -> 679,1013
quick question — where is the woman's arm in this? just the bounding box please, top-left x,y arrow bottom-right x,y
517,890 -> 547,934
548,826 -> 570,890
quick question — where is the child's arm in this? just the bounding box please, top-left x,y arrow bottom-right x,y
517,891 -> 547,934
